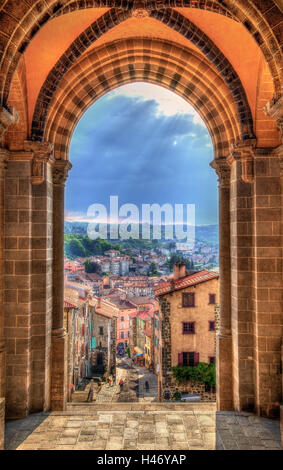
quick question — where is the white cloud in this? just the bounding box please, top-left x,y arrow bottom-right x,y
110,82 -> 206,128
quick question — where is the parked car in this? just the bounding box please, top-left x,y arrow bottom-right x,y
180,394 -> 201,402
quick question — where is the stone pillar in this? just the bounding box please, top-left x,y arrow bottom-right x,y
252,147 -> 282,417
229,142 -> 256,412
4,151 -> 33,419
0,107 -> 17,447
51,160 -> 72,411
24,141 -> 54,413
211,158 -> 233,410
0,150 -> 8,404
262,96 -> 283,419
0,149 -> 8,450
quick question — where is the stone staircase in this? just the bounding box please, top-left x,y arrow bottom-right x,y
65,401 -> 216,414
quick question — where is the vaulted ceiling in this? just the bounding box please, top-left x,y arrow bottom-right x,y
1,1 -> 282,151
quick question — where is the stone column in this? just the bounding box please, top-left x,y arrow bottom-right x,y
252,147 -> 283,418
24,141 -> 54,413
0,150 -> 8,402
210,158 -> 233,410
0,107 -> 18,447
0,149 -> 8,450
262,96 -> 283,420
51,160 -> 72,411
228,143 -> 256,413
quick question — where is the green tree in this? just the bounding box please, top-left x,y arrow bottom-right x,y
68,238 -> 86,257
148,262 -> 159,277
84,260 -> 100,274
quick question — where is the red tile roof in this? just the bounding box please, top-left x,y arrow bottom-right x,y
154,270 -> 219,296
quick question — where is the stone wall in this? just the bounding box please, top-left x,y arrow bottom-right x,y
110,317 -> 117,375
162,380 -> 216,402
160,296 -> 172,387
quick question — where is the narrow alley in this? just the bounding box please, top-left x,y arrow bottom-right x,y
95,357 -> 158,403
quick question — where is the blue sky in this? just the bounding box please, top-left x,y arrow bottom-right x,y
66,83 -> 218,225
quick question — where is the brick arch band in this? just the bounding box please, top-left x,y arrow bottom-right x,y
31,8 -> 254,142
42,39 -> 242,161
0,1 -> 281,110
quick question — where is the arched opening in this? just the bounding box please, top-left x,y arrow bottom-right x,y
64,82 -> 219,404
1,2 -> 282,450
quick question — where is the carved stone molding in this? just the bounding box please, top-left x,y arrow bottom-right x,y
210,158 -> 231,188
131,0 -> 150,17
52,160 -> 72,186
0,106 -> 18,144
52,328 -> 67,339
264,91 -> 283,142
229,140 -> 256,183
24,140 -> 54,185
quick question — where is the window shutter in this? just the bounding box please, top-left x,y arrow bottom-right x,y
194,352 -> 199,366
178,353 -> 183,366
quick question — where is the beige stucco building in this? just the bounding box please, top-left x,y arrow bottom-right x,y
155,264 -> 219,393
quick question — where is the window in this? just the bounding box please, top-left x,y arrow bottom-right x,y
120,331 -> 124,339
121,323 -> 124,330
182,292 -> 195,308
99,327 -> 103,335
120,316 -> 124,321
183,322 -> 195,334
209,321 -> 215,331
209,356 -> 215,364
178,352 -> 199,366
209,294 -> 216,304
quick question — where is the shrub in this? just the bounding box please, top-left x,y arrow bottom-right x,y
172,362 -> 216,389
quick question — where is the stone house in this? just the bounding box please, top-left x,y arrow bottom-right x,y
64,285 -> 93,399
88,298 -> 117,378
154,263 -> 219,395
89,297 -> 118,378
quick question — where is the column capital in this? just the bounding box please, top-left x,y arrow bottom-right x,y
264,92 -> 283,141
52,160 -> 72,186
228,139 -> 257,183
210,158 -> 231,188
24,140 -> 54,185
0,106 -> 18,144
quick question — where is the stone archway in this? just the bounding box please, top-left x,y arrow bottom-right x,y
22,37 -> 279,417
0,1 -> 282,107
0,3 -> 282,449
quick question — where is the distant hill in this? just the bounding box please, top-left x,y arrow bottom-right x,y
195,225 -> 219,245
64,221 -> 219,246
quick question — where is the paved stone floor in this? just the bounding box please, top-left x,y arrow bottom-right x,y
137,365 -> 158,402
4,403 -> 282,450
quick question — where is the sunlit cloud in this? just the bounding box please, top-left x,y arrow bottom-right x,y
110,83 -> 206,128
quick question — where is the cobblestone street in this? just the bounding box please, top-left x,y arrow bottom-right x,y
95,357 -> 157,403
4,403 -> 282,450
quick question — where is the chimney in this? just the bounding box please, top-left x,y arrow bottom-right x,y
173,261 -> 186,280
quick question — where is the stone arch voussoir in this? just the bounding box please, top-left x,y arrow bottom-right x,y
41,39 -> 241,161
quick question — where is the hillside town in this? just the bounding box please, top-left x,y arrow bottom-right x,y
64,243 -> 220,403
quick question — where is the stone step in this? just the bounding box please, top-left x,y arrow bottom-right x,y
63,402 -> 216,414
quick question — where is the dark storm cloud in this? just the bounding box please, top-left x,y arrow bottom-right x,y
66,90 -> 218,225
